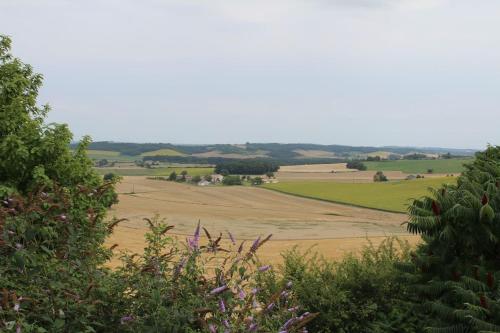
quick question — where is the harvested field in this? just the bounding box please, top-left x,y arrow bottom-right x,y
107,176 -> 417,264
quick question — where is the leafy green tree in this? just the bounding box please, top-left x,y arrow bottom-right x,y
346,160 -> 367,171
400,146 -> 500,332
373,171 -> 388,182
0,35 -> 118,332
252,177 -> 263,185
0,35 -> 106,197
168,171 -> 177,181
222,175 -> 242,186
191,175 -> 201,183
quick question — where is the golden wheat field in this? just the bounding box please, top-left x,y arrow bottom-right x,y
106,176 -> 419,265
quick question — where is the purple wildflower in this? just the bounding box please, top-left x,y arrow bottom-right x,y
280,291 -> 289,298
210,285 -> 228,295
251,288 -> 259,295
249,323 -> 258,332
283,317 -> 296,329
238,289 -> 246,300
16,325 -> 21,333
15,243 -> 23,250
218,299 -> 226,312
258,265 -> 271,272
194,221 -> 201,242
298,312 -> 311,320
208,324 -> 217,333
120,316 -> 134,324
227,231 -> 236,245
265,302 -> 275,312
250,236 -> 261,252
14,303 -> 20,312
286,281 -> 293,289
173,257 -> 187,279
223,319 -> 230,328
59,214 -> 67,221
287,306 -> 299,312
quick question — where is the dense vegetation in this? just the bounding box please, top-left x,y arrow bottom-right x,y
214,160 -> 280,175
346,160 -> 367,171
4,35 -> 500,333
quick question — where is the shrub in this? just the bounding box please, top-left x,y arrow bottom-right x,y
402,145 -> 500,332
222,175 -> 242,186
106,218 -> 316,332
262,238 -> 420,333
373,171 -> 388,182
346,161 -> 367,171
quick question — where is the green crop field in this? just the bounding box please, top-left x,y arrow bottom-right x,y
95,166 -> 214,177
140,149 -> 186,157
364,158 -> 471,174
263,177 -> 457,212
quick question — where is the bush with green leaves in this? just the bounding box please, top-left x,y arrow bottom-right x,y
105,217 -> 317,332
259,238 -> 421,333
400,145 -> 500,332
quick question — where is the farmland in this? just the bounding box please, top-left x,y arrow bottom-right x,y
106,176 -> 418,264
364,158 -> 471,174
263,177 -> 457,212
95,166 -> 213,177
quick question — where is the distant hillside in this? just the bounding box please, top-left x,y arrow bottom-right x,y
75,141 -> 477,160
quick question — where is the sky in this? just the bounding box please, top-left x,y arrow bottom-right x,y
1,0 -> 499,149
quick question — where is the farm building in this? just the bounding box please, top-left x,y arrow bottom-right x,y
198,180 -> 210,186
211,174 -> 224,183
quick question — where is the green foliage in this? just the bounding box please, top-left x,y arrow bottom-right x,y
0,36 -> 104,196
262,238 -> 423,333
346,160 -> 367,170
373,171 -> 388,182
222,175 -> 242,186
215,160 -> 280,175
403,145 -> 500,332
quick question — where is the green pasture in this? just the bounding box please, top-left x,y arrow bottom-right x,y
95,166 -> 214,177
263,177 -> 457,213
364,158 -> 471,174
140,149 -> 186,157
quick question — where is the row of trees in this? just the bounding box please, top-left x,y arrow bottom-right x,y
214,160 -> 279,175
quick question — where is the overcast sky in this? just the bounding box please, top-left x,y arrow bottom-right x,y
1,0 -> 499,148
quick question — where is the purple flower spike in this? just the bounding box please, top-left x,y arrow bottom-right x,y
265,302 -> 275,312
210,285 -> 228,295
283,317 -> 296,329
250,236 -> 261,252
258,265 -> 271,272
16,325 -> 21,333
287,306 -> 299,312
219,299 -> 226,313
194,221 -> 201,242
227,231 -> 236,245
208,324 -> 217,333
223,319 -> 230,328
14,303 -> 20,312
238,289 -> 246,300
249,323 -> 258,332
120,316 -> 134,324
